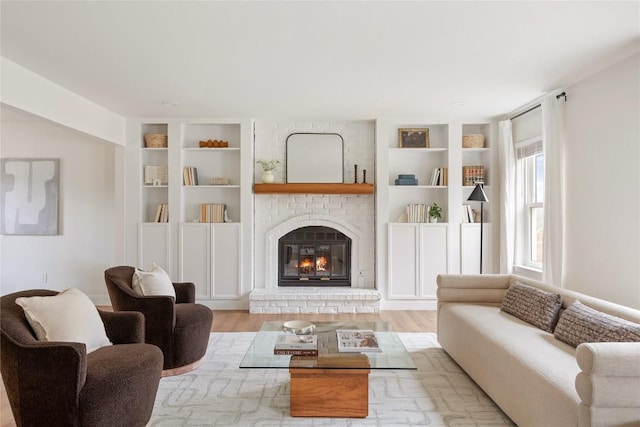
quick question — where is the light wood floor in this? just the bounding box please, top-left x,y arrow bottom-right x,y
1,310 -> 437,426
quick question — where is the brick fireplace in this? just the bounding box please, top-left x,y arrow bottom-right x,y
250,120 -> 380,314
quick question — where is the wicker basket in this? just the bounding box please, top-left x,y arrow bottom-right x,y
144,134 -> 168,148
462,134 -> 485,148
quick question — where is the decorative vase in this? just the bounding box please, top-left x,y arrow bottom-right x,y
261,171 -> 275,183
429,217 -> 438,223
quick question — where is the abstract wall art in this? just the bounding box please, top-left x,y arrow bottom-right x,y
1,158 -> 60,235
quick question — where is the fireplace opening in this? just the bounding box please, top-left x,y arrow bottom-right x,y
278,226 -> 351,286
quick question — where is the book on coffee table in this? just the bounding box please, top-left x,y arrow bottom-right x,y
336,329 -> 382,352
273,334 -> 318,356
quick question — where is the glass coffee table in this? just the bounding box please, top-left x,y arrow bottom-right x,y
240,321 -> 416,418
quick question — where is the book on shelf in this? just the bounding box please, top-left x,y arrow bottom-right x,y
336,329 -> 381,352
199,203 -> 226,223
273,334 -> 318,356
144,165 -> 168,185
462,165 -> 485,186
154,203 -> 168,223
183,166 -> 199,186
429,167 -> 448,186
406,203 -> 426,223
462,204 -> 476,223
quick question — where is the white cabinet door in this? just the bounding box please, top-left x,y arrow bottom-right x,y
420,224 -> 448,298
138,224 -> 170,274
211,223 -> 241,299
461,224 -> 492,274
388,224 -> 419,298
388,223 -> 448,300
179,223 -> 210,299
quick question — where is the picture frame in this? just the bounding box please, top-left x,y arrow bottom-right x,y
398,128 -> 429,148
1,158 -> 60,235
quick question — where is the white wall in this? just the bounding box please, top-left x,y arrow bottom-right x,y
564,53 -> 640,308
1,106 -> 121,303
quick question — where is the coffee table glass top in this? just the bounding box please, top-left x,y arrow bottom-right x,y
239,321 -> 416,370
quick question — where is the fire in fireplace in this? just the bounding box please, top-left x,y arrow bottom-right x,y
278,226 -> 351,286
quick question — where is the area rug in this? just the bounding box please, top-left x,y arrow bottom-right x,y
149,333 -> 514,426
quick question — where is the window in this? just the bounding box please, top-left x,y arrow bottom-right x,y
516,136 -> 544,270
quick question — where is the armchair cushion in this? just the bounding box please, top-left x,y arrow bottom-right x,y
132,263 -> 176,298
15,288 -> 112,353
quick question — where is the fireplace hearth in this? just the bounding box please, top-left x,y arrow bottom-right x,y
278,226 -> 351,286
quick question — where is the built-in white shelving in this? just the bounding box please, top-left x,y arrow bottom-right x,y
375,119 -> 497,309
125,118 -> 253,309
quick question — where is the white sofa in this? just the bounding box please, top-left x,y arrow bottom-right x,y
436,274 -> 640,427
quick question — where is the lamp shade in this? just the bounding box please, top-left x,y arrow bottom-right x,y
467,183 -> 489,203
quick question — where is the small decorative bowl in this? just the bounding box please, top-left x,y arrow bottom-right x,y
282,320 -> 316,335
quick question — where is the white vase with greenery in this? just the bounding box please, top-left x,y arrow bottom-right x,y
257,159 -> 280,183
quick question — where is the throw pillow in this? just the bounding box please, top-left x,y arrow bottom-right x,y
554,300 -> 640,347
132,263 -> 176,298
15,288 -> 112,353
500,281 -> 562,332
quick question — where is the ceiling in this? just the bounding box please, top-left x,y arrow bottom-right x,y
1,1 -> 639,121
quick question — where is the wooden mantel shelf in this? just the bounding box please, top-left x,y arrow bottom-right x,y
254,183 -> 374,195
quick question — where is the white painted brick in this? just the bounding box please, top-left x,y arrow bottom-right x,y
286,300 -> 308,307
306,301 -> 327,307
262,307 -> 282,314
319,307 -> 338,314
356,306 -> 378,313
280,307 -> 301,314
249,301 -> 268,307
299,307 -> 320,314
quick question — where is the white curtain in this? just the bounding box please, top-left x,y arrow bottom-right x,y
498,120 -> 515,273
541,95 -> 566,286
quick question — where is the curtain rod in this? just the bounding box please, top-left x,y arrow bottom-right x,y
509,92 -> 567,121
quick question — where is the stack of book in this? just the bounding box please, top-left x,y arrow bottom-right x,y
183,167 -> 199,186
211,177 -> 231,185
462,165 -> 485,186
406,204 -> 426,223
273,334 -> 318,356
395,174 -> 418,185
154,203 -> 168,223
200,203 -> 226,223
429,167 -> 448,186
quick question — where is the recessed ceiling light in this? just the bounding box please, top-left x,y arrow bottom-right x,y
451,101 -> 467,107
161,101 -> 178,107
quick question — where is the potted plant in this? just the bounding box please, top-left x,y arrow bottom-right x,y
256,159 -> 280,183
428,203 -> 442,223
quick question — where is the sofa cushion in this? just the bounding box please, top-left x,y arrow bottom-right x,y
554,300 -> 640,347
15,288 -> 112,353
501,281 -> 562,332
132,263 -> 176,298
